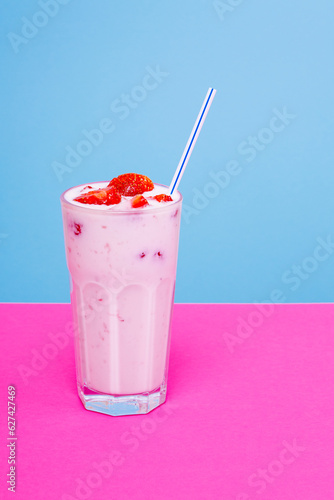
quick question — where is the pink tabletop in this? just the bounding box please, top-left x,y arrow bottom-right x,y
1,303 -> 334,499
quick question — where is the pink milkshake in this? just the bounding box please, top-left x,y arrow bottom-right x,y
61,175 -> 182,416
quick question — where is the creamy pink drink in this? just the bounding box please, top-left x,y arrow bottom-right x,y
61,176 -> 182,416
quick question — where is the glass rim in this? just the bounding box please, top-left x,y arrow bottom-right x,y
60,182 -> 183,216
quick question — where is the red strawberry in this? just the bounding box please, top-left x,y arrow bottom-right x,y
153,194 -> 173,203
73,223 -> 82,235
74,186 -> 121,206
108,173 -> 154,196
131,195 -> 149,208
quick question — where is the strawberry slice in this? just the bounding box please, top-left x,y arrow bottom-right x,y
153,194 -> 173,203
74,186 -> 121,206
131,195 -> 149,208
108,173 -> 154,196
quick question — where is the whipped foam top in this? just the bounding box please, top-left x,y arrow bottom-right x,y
63,182 -> 181,211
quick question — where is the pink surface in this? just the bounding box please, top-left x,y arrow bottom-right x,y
1,303 -> 334,500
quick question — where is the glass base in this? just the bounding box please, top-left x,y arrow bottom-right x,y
78,384 -> 167,416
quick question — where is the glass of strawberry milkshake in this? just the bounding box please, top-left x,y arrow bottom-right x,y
61,174 -> 182,416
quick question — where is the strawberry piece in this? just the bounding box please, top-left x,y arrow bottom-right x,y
153,194 -> 173,203
74,186 -> 121,206
108,173 -> 154,196
73,223 -> 82,235
131,195 -> 149,208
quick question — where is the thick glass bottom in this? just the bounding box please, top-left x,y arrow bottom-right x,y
78,383 -> 167,416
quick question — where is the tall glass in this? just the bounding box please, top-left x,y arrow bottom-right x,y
60,183 -> 182,416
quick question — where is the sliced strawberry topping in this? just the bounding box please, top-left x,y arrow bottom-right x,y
131,195 -> 149,208
152,194 -> 173,203
108,173 -> 154,196
74,186 -> 121,206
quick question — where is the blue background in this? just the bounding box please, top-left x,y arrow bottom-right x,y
1,0 -> 333,303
